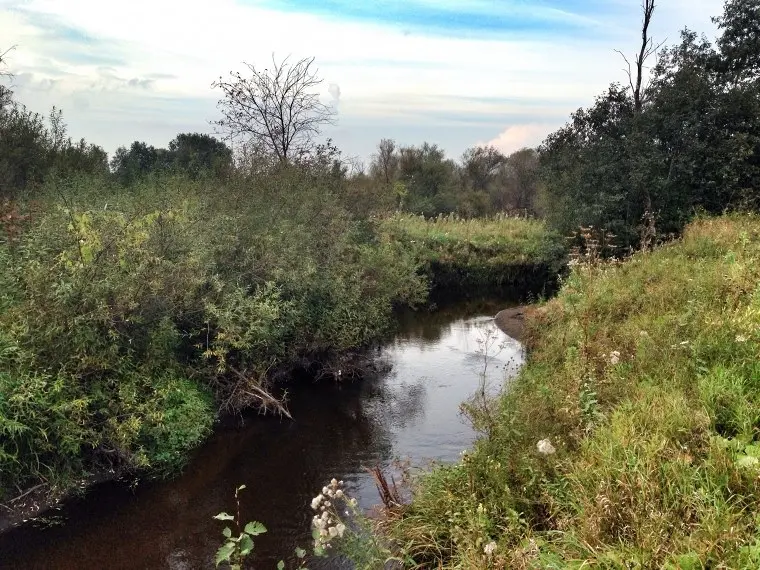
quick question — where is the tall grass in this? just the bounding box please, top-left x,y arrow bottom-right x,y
380,213 -> 566,300
390,214 -> 760,568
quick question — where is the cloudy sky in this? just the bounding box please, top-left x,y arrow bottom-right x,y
1,0 -> 724,165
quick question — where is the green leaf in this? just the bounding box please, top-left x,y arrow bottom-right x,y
244,521 -> 267,536
277,562 -> 285,570
215,542 -> 236,567
239,534 -> 254,556
737,455 -> 760,469
745,444 -> 760,458
214,512 -> 235,521
222,527 -> 232,538
295,547 -> 306,558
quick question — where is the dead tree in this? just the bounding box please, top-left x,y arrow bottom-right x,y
212,55 -> 336,163
615,1 -> 664,113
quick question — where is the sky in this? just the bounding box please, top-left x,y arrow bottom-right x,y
0,0 -> 724,167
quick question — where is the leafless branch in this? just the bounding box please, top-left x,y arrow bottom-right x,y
0,45 -> 15,78
211,54 -> 337,163
616,1 -> 665,113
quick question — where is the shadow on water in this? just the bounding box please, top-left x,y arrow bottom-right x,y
0,299 -> 523,569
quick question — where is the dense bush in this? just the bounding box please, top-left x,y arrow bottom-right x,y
0,168 -> 432,500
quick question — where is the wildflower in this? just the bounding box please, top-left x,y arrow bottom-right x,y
311,495 -> 323,510
736,334 -> 748,343
639,330 -> 648,337
609,350 -> 620,365
537,439 -> 556,455
484,541 -> 498,556
336,523 -> 346,538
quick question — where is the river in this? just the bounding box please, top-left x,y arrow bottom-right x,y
0,299 -> 523,569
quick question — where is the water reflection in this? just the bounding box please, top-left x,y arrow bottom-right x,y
0,301 -> 523,570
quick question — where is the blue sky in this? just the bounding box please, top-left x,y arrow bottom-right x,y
0,0 -> 723,166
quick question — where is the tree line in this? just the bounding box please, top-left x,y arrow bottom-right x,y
2,0 -> 759,249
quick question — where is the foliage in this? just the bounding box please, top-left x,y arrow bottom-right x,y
0,93 -> 108,198
539,0 -> 760,249
0,169 -> 431,501
390,214 -> 760,568
380,212 -> 566,299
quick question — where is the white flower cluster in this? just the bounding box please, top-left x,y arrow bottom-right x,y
537,438 -> 556,455
311,478 -> 355,551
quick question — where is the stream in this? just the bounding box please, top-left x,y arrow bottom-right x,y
0,299 -> 523,569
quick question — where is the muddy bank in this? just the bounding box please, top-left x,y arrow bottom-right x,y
494,306 -> 529,342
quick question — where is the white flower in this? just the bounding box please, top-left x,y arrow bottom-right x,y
484,541 -> 497,556
322,486 -> 330,495
311,495 -> 323,510
736,334 -> 748,343
330,478 -> 338,486
537,439 -> 556,455
329,526 -> 339,538
609,350 -> 620,365
335,489 -> 344,499
336,523 -> 346,538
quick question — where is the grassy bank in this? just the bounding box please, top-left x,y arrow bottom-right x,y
0,173 -> 562,513
380,213 -> 566,301
390,214 -> 760,568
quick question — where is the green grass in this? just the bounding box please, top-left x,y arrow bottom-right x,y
380,213 -> 566,299
389,214 -> 760,569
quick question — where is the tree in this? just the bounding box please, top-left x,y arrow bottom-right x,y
397,143 -> 459,217
168,133 -> 232,179
615,0 -> 662,114
460,146 -> 506,193
714,0 -> 760,85
212,55 -> 336,163
369,138 -> 398,184
110,141 -> 169,185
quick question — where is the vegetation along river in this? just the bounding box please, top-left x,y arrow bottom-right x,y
0,299 -> 524,569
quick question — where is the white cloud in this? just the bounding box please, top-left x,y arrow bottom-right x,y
480,123 -> 557,155
0,0 -> 725,159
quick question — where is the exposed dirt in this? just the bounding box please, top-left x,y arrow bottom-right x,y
494,306 -> 528,341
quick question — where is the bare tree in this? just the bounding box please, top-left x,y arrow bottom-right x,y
615,1 -> 664,113
212,55 -> 336,163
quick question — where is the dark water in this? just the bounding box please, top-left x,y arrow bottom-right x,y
0,300 -> 523,570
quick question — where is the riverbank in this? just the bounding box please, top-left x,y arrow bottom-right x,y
0,176 -> 565,534
380,213 -> 566,301
493,306 -> 529,342
389,214 -> 760,568
0,301 -> 523,569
